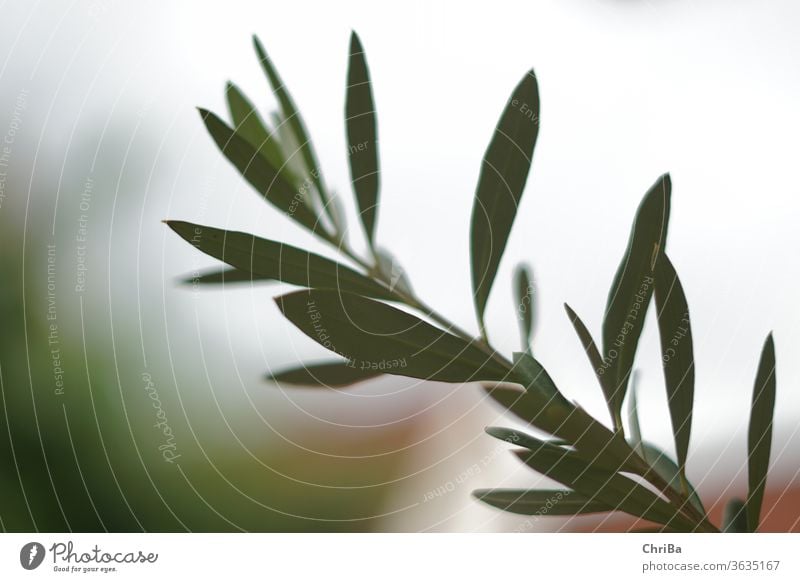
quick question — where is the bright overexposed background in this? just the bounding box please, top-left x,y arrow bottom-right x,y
1,0 -> 799,531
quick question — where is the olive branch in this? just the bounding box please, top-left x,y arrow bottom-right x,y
166,31 -> 779,533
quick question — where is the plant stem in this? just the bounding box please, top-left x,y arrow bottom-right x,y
641,466 -> 719,533
336,240 -> 514,373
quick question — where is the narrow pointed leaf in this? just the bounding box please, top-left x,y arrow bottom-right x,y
253,36 -> 335,225
473,489 -> 612,516
511,352 -> 571,407
564,303 -> 616,424
198,109 -> 328,238
513,264 -> 534,350
601,174 -> 671,425
746,333 -> 776,532
640,442 -> 705,515
626,371 -> 644,455
181,267 -> 273,285
508,438 -> 692,529
654,253 -> 694,475
225,82 -> 291,182
470,71 -> 540,330
166,221 -> 392,300
486,426 -> 630,475
723,498 -> 748,533
482,387 -> 640,471
270,111 -> 315,208
266,361 -> 381,388
345,31 -> 380,246
276,289 -> 509,383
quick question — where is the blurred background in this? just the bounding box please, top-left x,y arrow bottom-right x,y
1,0 -> 799,532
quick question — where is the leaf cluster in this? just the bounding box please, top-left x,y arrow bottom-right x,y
167,32 -> 779,532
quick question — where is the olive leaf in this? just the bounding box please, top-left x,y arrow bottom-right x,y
654,253 -> 694,477
564,302 -> 616,424
746,333 -> 776,532
723,498 -> 748,533
180,267 -> 273,285
225,82 -> 293,184
483,387 -> 639,471
626,370 -> 644,455
345,31 -> 381,247
513,264 -> 534,350
601,174 -> 671,429
498,432 -> 692,529
473,489 -> 612,516
198,108 -> 330,239
511,351 -> 571,407
275,289 -> 510,383
470,70 -> 540,335
639,442 -> 705,515
253,36 -> 336,226
165,221 -> 393,300
266,361 -> 382,388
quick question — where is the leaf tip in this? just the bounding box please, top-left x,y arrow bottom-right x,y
252,34 -> 265,54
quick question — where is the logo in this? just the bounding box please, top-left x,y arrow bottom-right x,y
20,542 -> 46,570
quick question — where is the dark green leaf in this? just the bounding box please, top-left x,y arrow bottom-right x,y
345,31 -> 380,246
166,221 -> 392,300
640,442 -> 705,515
601,174 -> 671,427
275,289 -> 510,383
654,253 -> 694,476
508,437 -> 692,529
470,71 -> 540,332
626,371 -> 644,455
181,267 -> 273,285
269,111 -> 316,209
198,109 -> 328,238
473,489 -> 612,516
482,387 -> 639,471
746,333 -> 776,532
486,426 -> 629,474
511,352 -> 570,407
565,303 -> 617,426
513,264 -> 534,350
266,361 -> 382,388
723,498 -> 748,533
253,36 -> 335,226
225,82 -> 292,183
